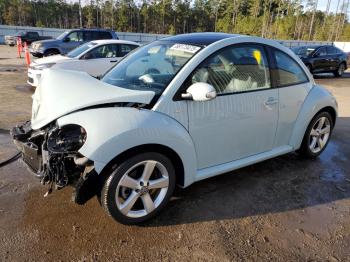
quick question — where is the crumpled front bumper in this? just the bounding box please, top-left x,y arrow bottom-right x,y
11,121 -> 44,176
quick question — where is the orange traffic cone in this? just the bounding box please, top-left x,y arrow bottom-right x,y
16,37 -> 22,58
24,42 -> 31,67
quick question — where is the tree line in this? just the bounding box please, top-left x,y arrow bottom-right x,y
0,0 -> 350,41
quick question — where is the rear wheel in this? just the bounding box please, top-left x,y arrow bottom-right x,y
101,152 -> 175,225
334,63 -> 345,77
298,111 -> 333,158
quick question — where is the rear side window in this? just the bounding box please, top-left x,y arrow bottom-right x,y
326,46 -> 338,55
98,31 -> 112,39
273,50 -> 308,87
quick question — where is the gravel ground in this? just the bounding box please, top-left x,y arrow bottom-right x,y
0,45 -> 349,261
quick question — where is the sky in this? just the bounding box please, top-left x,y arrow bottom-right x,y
317,0 -> 349,14
70,0 -> 350,16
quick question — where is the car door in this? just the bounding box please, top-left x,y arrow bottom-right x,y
62,31 -> 84,54
79,44 -> 120,76
326,46 -> 340,70
270,48 -> 312,148
312,47 -> 329,72
185,44 -> 278,169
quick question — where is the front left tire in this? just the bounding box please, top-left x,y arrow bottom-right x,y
101,152 -> 176,225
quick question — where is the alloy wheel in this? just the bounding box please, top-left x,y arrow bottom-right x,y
308,116 -> 331,154
115,160 -> 169,218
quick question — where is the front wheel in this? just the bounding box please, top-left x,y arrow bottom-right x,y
298,111 -> 333,158
101,152 -> 176,225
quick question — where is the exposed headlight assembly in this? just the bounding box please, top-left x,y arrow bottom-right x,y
47,124 -> 87,153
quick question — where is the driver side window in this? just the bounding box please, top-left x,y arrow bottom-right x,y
83,45 -> 118,59
191,44 -> 271,94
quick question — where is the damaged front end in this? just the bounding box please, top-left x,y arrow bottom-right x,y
11,121 -> 98,204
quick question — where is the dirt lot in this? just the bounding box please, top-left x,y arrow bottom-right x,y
0,45 -> 349,261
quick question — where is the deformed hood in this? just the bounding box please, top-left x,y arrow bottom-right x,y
31,69 -> 155,130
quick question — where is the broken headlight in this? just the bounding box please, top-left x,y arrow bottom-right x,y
47,124 -> 87,153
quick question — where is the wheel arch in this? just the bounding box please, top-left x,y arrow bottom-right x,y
44,48 -> 60,55
56,107 -> 197,187
289,85 -> 338,150
98,143 -> 185,187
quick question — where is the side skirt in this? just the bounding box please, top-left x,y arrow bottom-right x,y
195,145 -> 293,182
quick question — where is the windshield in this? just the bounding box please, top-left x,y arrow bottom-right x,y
66,42 -> 97,58
102,41 -> 201,95
292,46 -> 316,57
57,31 -> 69,40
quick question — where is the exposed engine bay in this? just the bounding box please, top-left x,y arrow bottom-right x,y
11,121 -> 96,203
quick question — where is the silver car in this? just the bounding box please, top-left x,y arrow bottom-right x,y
12,33 -> 337,225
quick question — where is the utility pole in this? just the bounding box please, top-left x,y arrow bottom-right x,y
79,0 -> 82,28
111,0 -> 114,30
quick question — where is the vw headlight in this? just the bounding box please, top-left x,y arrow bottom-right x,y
47,124 -> 87,153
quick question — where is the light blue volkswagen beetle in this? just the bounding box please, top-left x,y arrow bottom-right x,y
12,33 -> 337,224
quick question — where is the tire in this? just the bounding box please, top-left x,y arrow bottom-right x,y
333,63 -> 345,77
298,111 -> 333,158
44,49 -> 60,57
101,152 -> 176,225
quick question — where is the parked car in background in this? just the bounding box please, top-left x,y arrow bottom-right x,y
291,45 -> 348,77
29,29 -> 118,57
27,39 -> 139,87
12,33 -> 337,224
5,31 -> 52,46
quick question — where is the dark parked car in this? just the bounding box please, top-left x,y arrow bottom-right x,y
29,29 -> 118,57
4,31 -> 52,46
291,45 -> 348,77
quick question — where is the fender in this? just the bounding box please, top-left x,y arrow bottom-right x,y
56,107 -> 197,187
289,85 -> 338,149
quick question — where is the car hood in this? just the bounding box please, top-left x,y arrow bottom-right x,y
34,39 -> 60,45
31,69 -> 155,130
31,55 -> 69,66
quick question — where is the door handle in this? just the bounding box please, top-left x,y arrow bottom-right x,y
264,97 -> 278,106
110,60 -> 118,63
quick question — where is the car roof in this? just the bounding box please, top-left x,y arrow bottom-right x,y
160,32 -> 242,46
90,39 -> 140,46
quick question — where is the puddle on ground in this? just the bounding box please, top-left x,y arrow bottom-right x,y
319,142 -> 347,182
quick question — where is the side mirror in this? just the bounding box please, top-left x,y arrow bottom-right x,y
63,37 -> 70,42
181,82 -> 217,102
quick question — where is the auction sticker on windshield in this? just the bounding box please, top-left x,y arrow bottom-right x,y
170,44 -> 201,54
